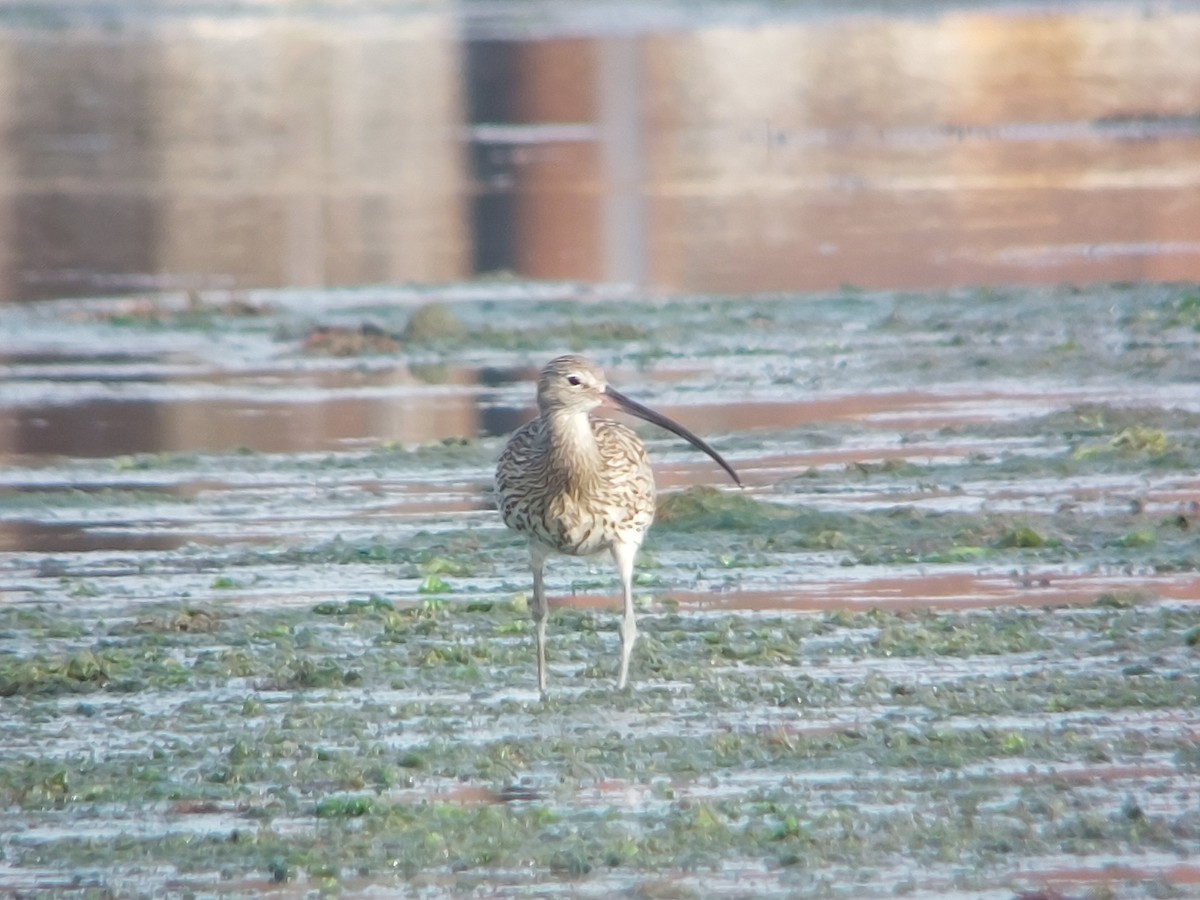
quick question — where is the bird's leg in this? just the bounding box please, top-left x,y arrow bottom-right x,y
529,543 -> 550,697
612,540 -> 640,691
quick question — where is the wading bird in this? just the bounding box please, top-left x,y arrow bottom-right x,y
495,355 -> 741,695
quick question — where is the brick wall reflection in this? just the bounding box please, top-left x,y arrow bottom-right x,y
1,5 -> 1199,301
0,8 -> 467,302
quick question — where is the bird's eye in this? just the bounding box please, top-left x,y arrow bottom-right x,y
567,375 -> 582,386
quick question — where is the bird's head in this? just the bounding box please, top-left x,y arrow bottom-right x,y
536,355 -> 608,417
533,354 -> 742,486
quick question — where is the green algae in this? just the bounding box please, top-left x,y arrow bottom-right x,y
1,596 -> 1197,894
3,282 -> 1200,897
650,489 -> 1195,571
995,526 -> 1047,549
401,302 -> 467,343
655,486 -> 789,530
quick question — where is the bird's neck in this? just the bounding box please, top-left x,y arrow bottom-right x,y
545,410 -> 603,483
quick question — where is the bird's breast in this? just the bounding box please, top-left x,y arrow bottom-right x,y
496,419 -> 656,556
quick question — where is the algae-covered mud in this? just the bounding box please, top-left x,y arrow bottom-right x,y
1,283 -> 1199,898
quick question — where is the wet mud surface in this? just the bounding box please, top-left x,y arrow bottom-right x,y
1,282 -> 1199,897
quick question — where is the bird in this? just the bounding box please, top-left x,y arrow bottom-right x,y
495,355 -> 741,695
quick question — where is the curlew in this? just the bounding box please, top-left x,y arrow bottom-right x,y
495,355 -> 741,695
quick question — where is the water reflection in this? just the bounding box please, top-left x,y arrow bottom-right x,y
2,3 -> 1199,301
0,520 -> 191,554
6,389 -> 498,457
3,5 -> 467,301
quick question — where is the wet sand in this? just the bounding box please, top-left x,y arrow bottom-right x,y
1,282 -> 1198,897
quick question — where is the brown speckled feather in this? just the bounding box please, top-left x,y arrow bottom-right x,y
496,415 -> 655,557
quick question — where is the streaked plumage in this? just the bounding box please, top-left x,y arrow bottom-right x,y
495,355 -> 741,695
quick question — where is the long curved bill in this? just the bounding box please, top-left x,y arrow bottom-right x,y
603,386 -> 742,487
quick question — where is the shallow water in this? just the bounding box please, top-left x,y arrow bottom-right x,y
3,1 -> 1200,301
1,283 -> 1199,897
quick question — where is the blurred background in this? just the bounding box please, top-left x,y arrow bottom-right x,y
3,0 -> 1200,304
